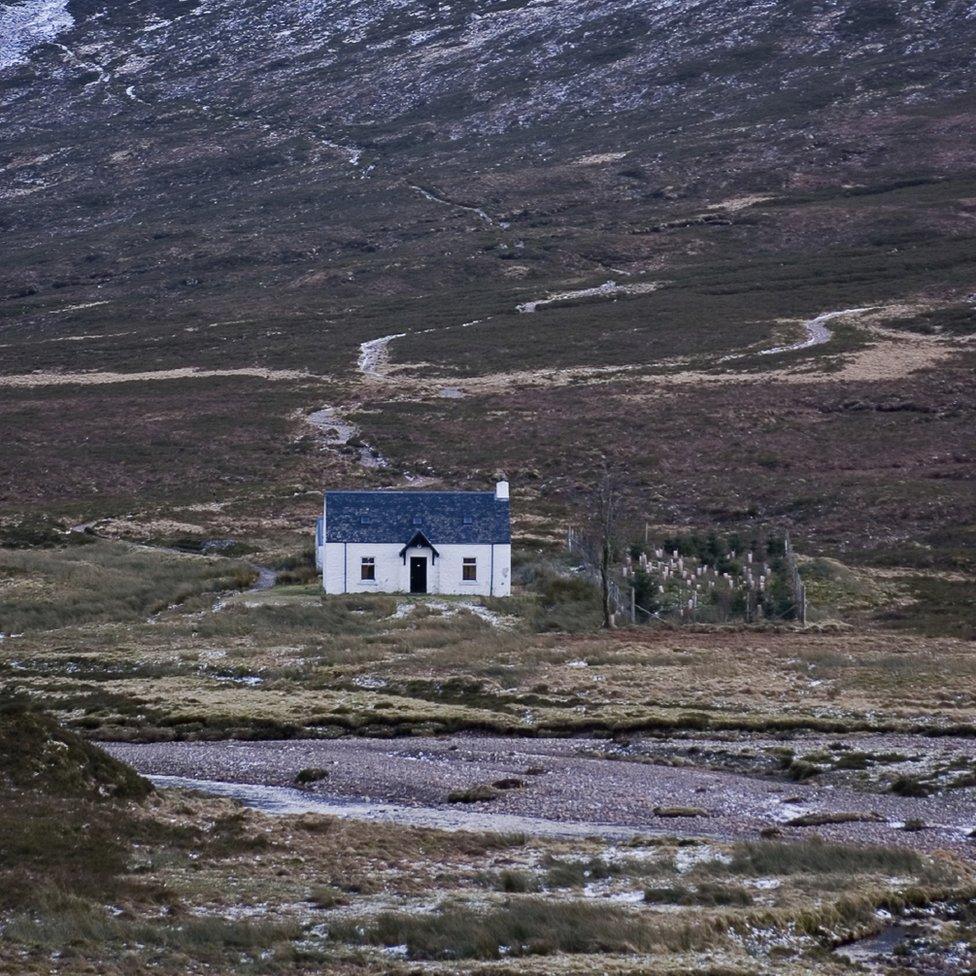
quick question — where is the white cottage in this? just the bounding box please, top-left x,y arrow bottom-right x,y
317,482 -> 511,596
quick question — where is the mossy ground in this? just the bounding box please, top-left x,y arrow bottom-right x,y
1,538 -> 973,743
2,719 -> 973,976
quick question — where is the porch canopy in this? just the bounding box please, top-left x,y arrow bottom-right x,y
398,530 -> 440,564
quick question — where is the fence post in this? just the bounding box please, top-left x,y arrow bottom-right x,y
782,532 -> 807,625
630,584 -> 636,625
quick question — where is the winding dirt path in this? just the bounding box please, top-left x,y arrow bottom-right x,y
0,366 -> 313,388
358,333 -> 406,379
756,306 -> 874,356
305,406 -> 387,468
246,563 -> 277,592
408,184 -> 501,227
307,301 -> 967,470
349,305 -> 910,396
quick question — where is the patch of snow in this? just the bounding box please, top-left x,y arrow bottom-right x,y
517,279 -> 660,313
50,301 -> 111,315
388,598 -> 514,627
772,798 -> 811,823
353,676 -> 388,689
675,844 -> 730,874
141,17 -> 172,34
0,0 -> 73,70
456,601 -> 515,627
583,883 -> 645,902
576,152 -> 629,165
389,600 -> 417,620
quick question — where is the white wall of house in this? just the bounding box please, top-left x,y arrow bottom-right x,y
322,542 -> 511,597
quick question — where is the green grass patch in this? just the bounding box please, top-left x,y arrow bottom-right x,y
0,539 -> 255,632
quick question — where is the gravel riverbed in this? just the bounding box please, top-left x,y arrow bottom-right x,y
106,734 -> 976,855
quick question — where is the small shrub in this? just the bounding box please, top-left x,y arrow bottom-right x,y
0,515 -> 77,549
308,886 -> 348,908
948,771 -> 976,790
492,777 -> 524,790
447,784 -> 497,804
831,752 -> 872,771
901,819 -> 927,833
784,759 -> 824,781
545,858 -> 606,888
493,869 -> 540,893
654,806 -> 708,818
543,855 -> 661,889
890,775 -> 933,798
786,811 -> 883,827
644,882 -> 752,906
643,884 -> 687,904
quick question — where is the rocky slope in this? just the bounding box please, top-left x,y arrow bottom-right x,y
3,0 -> 975,361
1,0 -> 974,567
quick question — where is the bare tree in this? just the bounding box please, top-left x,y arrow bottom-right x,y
581,461 -> 619,629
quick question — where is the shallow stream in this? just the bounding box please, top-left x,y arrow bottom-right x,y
150,774 -> 647,839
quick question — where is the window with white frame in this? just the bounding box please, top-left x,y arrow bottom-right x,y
360,556 -> 376,581
462,557 -> 477,582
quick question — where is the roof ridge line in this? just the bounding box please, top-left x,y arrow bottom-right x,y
324,490 -> 500,495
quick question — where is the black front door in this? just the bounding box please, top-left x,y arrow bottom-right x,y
410,557 -> 427,594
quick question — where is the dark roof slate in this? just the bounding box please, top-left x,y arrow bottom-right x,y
324,490 -> 510,545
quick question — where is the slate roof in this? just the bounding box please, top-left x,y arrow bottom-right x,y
324,490 -> 510,545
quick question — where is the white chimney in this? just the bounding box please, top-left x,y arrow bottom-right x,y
495,480 -> 509,500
